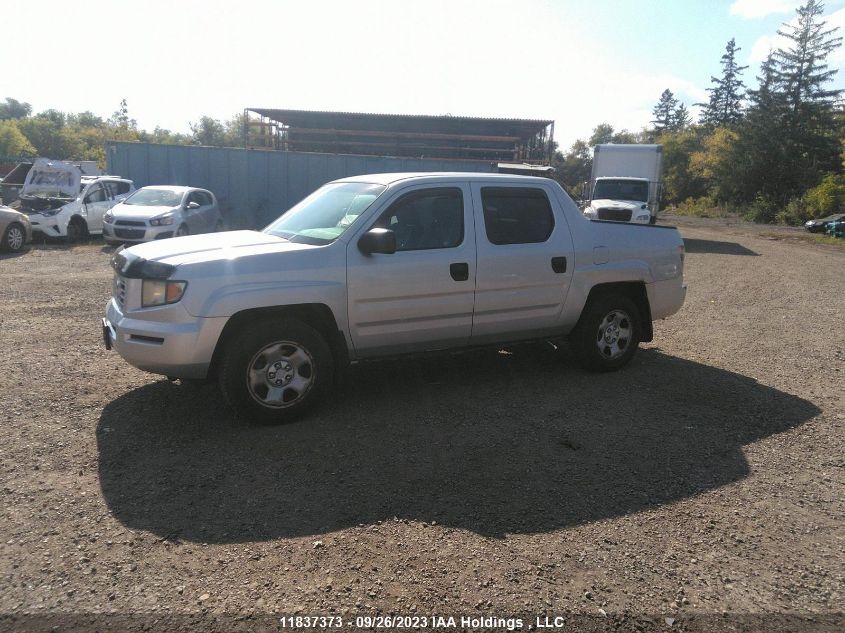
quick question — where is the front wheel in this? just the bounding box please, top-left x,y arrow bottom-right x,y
66,217 -> 88,243
175,224 -> 189,237
217,318 -> 333,424
2,222 -> 26,252
571,294 -> 642,372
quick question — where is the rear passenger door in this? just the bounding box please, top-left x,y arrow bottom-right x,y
469,182 -> 574,343
346,184 -> 476,357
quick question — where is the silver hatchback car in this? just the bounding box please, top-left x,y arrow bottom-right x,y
103,186 -> 223,245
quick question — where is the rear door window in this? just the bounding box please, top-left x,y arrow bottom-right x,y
480,187 -> 555,245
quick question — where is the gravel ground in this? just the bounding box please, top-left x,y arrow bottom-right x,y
1,218 -> 843,632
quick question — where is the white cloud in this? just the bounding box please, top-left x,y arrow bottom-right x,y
730,0 -> 799,19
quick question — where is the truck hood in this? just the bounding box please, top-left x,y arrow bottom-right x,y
20,158 -> 81,200
121,230 -> 311,267
590,199 -> 645,211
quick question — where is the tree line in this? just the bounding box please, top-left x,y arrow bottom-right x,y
0,97 -> 250,169
553,0 -> 844,224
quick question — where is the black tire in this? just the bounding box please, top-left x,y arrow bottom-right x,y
214,219 -> 225,232
571,293 -> 642,372
2,222 -> 26,252
217,317 -> 333,424
176,224 -> 189,237
66,217 -> 88,243
649,215 -> 658,225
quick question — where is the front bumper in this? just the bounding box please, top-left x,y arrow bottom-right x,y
103,299 -> 227,379
28,215 -> 64,237
103,222 -> 174,243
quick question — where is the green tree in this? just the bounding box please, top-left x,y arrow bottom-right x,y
698,38 -> 748,126
689,127 -> 741,202
658,128 -> 707,204
0,98 -> 32,120
730,0 -> 843,210
589,123 -> 615,146
651,89 -> 679,134
70,111 -> 105,128
773,0 -> 843,190
37,109 -> 66,127
16,117 -> 85,160
552,139 -> 592,195
0,120 -> 36,157
189,116 -> 227,146
672,103 -> 692,131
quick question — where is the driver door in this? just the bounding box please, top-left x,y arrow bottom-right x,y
82,183 -> 110,233
346,183 -> 476,357
183,191 -> 204,233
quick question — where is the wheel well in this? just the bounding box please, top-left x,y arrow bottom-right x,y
207,304 -> 348,380
581,282 -> 653,342
68,215 -> 88,231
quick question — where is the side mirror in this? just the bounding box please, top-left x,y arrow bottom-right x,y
186,201 -> 201,209
358,228 -> 396,255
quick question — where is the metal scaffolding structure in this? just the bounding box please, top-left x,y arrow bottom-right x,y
244,109 -> 554,164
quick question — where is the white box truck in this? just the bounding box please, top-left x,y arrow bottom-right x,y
583,144 -> 663,224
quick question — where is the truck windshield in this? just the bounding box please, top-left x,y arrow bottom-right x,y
593,180 -> 649,203
264,182 -> 386,245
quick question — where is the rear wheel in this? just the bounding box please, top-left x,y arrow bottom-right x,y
218,318 -> 333,424
66,217 -> 88,243
2,222 -> 26,252
571,294 -> 642,372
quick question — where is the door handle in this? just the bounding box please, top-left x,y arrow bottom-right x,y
551,256 -> 567,273
450,262 -> 469,281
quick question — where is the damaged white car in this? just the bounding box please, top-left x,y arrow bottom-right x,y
17,159 -> 134,241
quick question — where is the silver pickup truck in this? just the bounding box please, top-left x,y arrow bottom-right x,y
103,173 -> 686,423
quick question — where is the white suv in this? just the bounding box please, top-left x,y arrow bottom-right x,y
18,159 -> 134,241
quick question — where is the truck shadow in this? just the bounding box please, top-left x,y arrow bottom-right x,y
97,346 -> 818,542
683,238 -> 759,256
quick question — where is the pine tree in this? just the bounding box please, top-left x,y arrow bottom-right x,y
672,103 -> 692,131
774,0 -> 842,114
699,38 -> 748,126
731,1 -> 844,208
732,53 -> 789,204
651,89 -> 679,134
772,0 -> 843,193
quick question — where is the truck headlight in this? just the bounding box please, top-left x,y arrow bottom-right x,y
142,280 -> 187,307
150,213 -> 174,226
